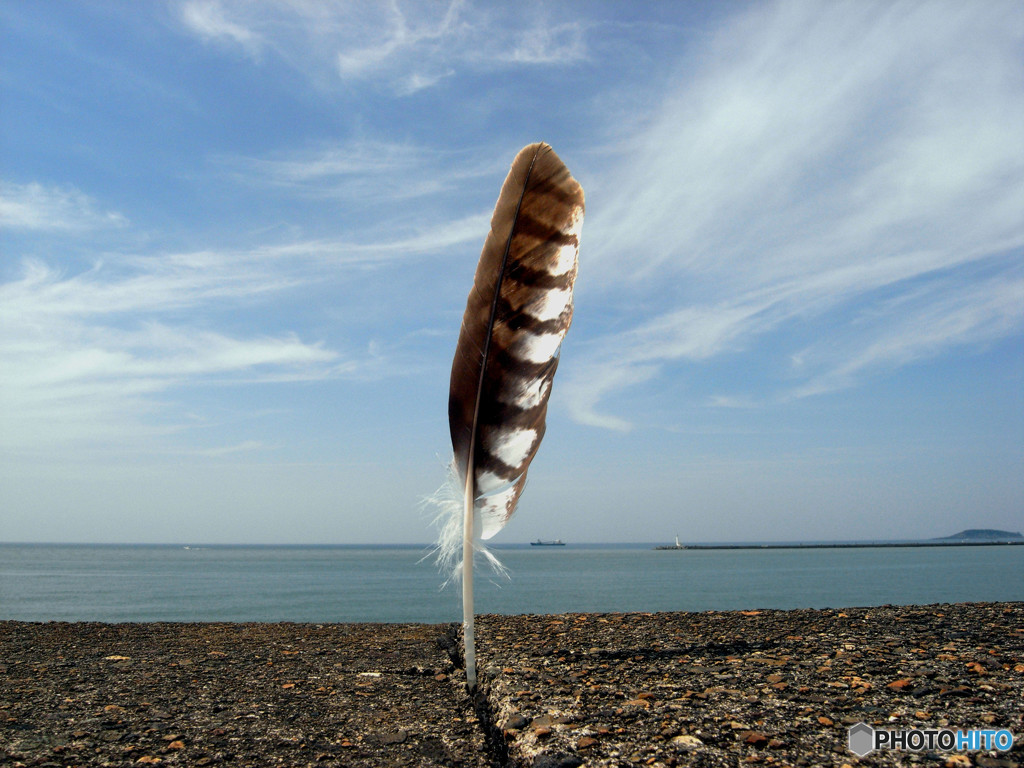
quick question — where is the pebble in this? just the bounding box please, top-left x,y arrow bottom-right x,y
504,713 -> 529,730
741,731 -> 769,748
670,734 -> 704,751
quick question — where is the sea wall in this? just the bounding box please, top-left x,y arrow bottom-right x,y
2,603 -> 1021,767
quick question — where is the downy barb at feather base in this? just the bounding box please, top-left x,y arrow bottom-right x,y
441,142 -> 584,689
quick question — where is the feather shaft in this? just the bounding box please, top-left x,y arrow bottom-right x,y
462,472 -> 476,688
447,142 -> 584,689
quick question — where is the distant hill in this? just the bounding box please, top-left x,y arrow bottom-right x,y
933,528 -> 1023,541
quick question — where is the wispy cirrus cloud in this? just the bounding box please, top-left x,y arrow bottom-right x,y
499,21 -> 586,65
0,181 -> 128,231
333,1 -> 463,85
0,196 -> 487,453
791,271 -> 1024,398
175,0 -> 587,94
190,440 -> 271,458
179,0 -> 261,53
218,139 -> 500,204
0,256 -> 335,453
568,0 -> 1024,429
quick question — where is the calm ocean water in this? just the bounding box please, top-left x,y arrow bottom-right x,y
1,543 -> 1021,623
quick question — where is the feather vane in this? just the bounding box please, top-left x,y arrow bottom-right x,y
449,142 -> 584,539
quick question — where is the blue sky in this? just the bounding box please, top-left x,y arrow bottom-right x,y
1,1 -> 1022,545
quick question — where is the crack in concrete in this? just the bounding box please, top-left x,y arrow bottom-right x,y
439,624 -> 512,768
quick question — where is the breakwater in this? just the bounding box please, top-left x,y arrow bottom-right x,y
2,602 -> 1021,766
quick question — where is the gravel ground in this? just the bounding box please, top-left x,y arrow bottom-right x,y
0,622 -> 484,767
475,603 -> 1023,767
2,603 -> 1021,767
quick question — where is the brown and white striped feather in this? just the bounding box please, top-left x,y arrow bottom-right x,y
448,142 -> 584,540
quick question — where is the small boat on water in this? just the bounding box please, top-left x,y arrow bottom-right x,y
530,539 -> 566,546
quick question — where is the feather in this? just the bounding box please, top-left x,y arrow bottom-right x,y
445,142 -> 584,688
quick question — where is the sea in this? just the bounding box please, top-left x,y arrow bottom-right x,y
1,542 -> 1021,623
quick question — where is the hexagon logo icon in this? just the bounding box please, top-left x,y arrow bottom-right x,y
848,722 -> 875,756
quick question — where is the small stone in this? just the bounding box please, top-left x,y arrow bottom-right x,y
742,731 -> 769,748
533,755 -> 583,768
671,735 -> 703,751
504,714 -> 529,730
944,756 -> 971,768
167,741 -> 184,750
577,736 -> 598,748
379,730 -> 407,744
817,716 -> 834,726
887,679 -> 912,689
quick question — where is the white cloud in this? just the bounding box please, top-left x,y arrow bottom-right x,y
190,440 -> 270,457
792,274 -> 1024,397
180,0 -> 261,52
220,139 -> 498,202
0,197 -> 493,454
395,69 -> 453,95
502,22 -> 586,65
0,266 -> 338,452
565,299 -> 775,429
174,0 -> 586,93
334,1 -> 462,79
571,0 -> 1024,428
0,181 -> 128,231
